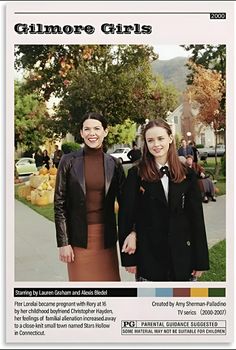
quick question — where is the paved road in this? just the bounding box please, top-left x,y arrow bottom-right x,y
14,195 -> 225,282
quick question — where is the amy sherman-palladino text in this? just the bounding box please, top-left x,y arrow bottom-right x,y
14,23 -> 152,35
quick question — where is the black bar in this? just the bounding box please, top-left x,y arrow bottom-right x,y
14,12 -> 211,15
14,288 -> 137,297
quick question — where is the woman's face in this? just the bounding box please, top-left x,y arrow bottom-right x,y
145,126 -> 173,164
186,157 -> 193,166
80,119 -> 108,149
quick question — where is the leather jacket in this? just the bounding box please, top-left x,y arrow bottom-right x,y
54,148 -> 126,249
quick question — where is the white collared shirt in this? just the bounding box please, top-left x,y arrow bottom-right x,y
157,162 -> 169,202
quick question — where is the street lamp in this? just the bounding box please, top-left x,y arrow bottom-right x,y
186,131 -> 192,143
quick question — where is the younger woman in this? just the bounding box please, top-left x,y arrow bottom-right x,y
119,119 -> 209,281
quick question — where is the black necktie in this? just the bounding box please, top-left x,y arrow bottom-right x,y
159,166 -> 170,178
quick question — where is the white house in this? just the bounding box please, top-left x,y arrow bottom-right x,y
166,99 -> 223,147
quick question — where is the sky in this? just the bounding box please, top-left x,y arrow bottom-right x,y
154,44 -> 191,60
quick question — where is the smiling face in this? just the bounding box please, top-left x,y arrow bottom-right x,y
80,118 -> 108,149
145,126 -> 173,165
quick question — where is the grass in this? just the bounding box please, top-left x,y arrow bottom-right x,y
198,239 -> 226,282
214,179 -> 226,196
198,158 -> 226,195
15,191 -> 54,222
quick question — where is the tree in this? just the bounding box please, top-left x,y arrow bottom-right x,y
15,45 -> 179,143
182,45 -> 226,137
15,80 -> 51,152
149,76 -> 179,120
181,45 -> 226,83
15,44 -> 157,101
186,62 -> 225,169
106,119 -> 137,148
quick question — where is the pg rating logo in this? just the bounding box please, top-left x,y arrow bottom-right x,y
121,321 -> 136,328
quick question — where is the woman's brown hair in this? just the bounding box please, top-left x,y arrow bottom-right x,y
139,119 -> 187,183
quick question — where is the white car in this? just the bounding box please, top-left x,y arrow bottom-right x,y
198,145 -> 225,158
110,147 -> 131,163
15,157 -> 37,176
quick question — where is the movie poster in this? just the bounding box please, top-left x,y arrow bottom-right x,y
6,1 -> 234,346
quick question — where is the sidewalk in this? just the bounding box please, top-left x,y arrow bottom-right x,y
14,196 -> 225,282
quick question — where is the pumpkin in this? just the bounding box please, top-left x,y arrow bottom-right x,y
35,194 -> 49,206
18,185 -> 31,198
49,167 -> 57,175
39,167 -> 48,175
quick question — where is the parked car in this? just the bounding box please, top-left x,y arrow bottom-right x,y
15,157 -> 37,176
198,150 -> 208,161
198,145 -> 225,159
207,145 -> 225,157
109,147 -> 131,163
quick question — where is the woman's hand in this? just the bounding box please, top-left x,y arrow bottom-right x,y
125,266 -> 137,274
59,245 -> 74,263
191,270 -> 204,278
122,231 -> 136,255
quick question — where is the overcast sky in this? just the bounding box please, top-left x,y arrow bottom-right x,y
154,45 -> 191,60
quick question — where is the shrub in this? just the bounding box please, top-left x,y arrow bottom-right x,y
196,144 -> 204,148
61,142 -> 81,154
174,133 -> 181,149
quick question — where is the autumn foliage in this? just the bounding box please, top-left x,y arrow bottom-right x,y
187,61 -> 225,131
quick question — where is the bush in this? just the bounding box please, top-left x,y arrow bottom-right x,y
221,154 -> 226,176
174,133 -> 181,149
61,142 -> 81,154
196,144 -> 204,148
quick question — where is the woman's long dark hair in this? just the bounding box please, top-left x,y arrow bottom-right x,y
139,119 -> 187,183
80,112 -> 108,130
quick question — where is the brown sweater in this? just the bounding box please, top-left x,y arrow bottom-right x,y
84,146 -> 105,224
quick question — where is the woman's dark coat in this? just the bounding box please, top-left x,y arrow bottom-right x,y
54,149 -> 125,249
119,165 -> 209,281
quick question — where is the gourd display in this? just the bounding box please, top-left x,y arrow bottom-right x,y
16,166 -> 57,206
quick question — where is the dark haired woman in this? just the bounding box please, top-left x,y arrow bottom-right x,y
119,119 -> 209,281
54,112 -> 125,281
42,149 -> 50,170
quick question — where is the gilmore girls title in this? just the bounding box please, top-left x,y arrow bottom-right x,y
14,23 -> 152,35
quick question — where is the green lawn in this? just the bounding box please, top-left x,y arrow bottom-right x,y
199,157 -> 226,195
15,192 -> 54,222
198,239 -> 226,282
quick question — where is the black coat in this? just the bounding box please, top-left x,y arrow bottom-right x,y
119,166 -> 209,281
54,148 -> 126,249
